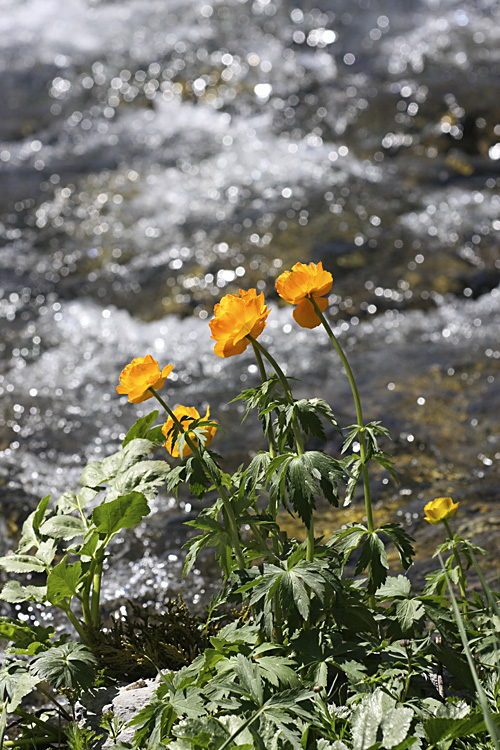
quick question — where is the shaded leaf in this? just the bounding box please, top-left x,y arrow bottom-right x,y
30,642 -> 97,690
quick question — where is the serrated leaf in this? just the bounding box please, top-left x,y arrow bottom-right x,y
344,458 -> 362,507
106,459 -> 170,501
57,487 -> 97,514
0,554 -> 46,574
379,524 -> 415,570
0,618 -> 52,649
395,598 -> 425,632
92,491 -> 150,537
254,657 -> 299,689
376,575 -> 412,600
39,515 -> 87,540
423,713 -> 487,745
0,581 -> 47,604
122,410 -> 159,447
79,461 -> 107,487
351,690 -> 413,750
30,642 -> 97,690
231,653 -> 264,706
17,495 -> 51,553
46,558 -> 84,604
0,666 -> 40,712
102,438 -> 154,478
355,533 -> 389,594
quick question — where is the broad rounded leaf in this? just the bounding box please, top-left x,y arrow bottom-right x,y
92,491 -> 150,536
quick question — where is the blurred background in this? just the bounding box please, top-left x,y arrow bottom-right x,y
1,0 -> 499,618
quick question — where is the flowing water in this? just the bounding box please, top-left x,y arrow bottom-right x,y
1,0 -> 500,622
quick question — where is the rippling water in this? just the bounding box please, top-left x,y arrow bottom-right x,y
1,0 -> 500,615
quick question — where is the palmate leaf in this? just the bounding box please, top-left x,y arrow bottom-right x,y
395,598 -> 425,632
30,642 -> 97,690
378,523 -> 415,570
330,523 -> 368,563
285,452 -> 343,526
243,451 -> 272,496
292,398 -> 340,441
351,689 -> 414,750
251,656 -> 299,690
355,533 -> 389,594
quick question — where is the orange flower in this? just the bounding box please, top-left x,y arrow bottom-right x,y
116,355 -> 174,404
424,497 -> 459,525
276,261 -> 333,328
162,405 -> 217,458
209,288 -> 271,358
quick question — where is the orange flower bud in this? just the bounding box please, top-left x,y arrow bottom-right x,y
209,288 -> 271,357
116,355 -> 174,404
162,405 -> 217,458
276,261 -> 333,328
423,496 -> 459,525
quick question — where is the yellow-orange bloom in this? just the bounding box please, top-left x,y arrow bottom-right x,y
162,405 -> 217,458
209,288 -> 271,358
276,261 -> 333,328
116,355 -> 174,404
424,497 -> 459,525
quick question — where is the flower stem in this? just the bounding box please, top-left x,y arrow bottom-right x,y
149,388 -> 246,570
309,298 -> 374,534
444,518 -> 468,611
247,337 -> 304,455
247,336 -> 315,554
250,340 -> 277,458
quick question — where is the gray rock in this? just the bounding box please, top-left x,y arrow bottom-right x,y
76,675 -> 162,748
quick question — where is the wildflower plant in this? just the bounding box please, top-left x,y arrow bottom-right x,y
0,262 -> 499,749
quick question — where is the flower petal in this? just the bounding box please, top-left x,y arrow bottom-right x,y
292,296 -> 328,328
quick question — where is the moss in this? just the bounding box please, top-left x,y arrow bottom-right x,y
89,597 -> 213,681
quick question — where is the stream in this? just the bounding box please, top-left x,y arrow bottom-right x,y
1,0 -> 499,625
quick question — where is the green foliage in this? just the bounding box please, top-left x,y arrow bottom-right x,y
2,298 -> 500,750
30,643 -> 97,690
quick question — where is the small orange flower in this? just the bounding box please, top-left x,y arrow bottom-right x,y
276,261 -> 333,328
424,497 -> 459,525
162,405 -> 217,458
116,355 -> 174,404
209,288 -> 271,358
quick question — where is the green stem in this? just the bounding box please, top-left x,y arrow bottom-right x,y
443,519 -> 468,611
34,687 -> 73,722
306,522 -> 315,563
248,336 -> 316,559
150,388 -> 246,570
15,707 -> 64,735
250,340 -> 277,458
90,553 -> 105,627
310,298 -> 374,534
59,601 -> 87,642
247,337 -> 304,456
